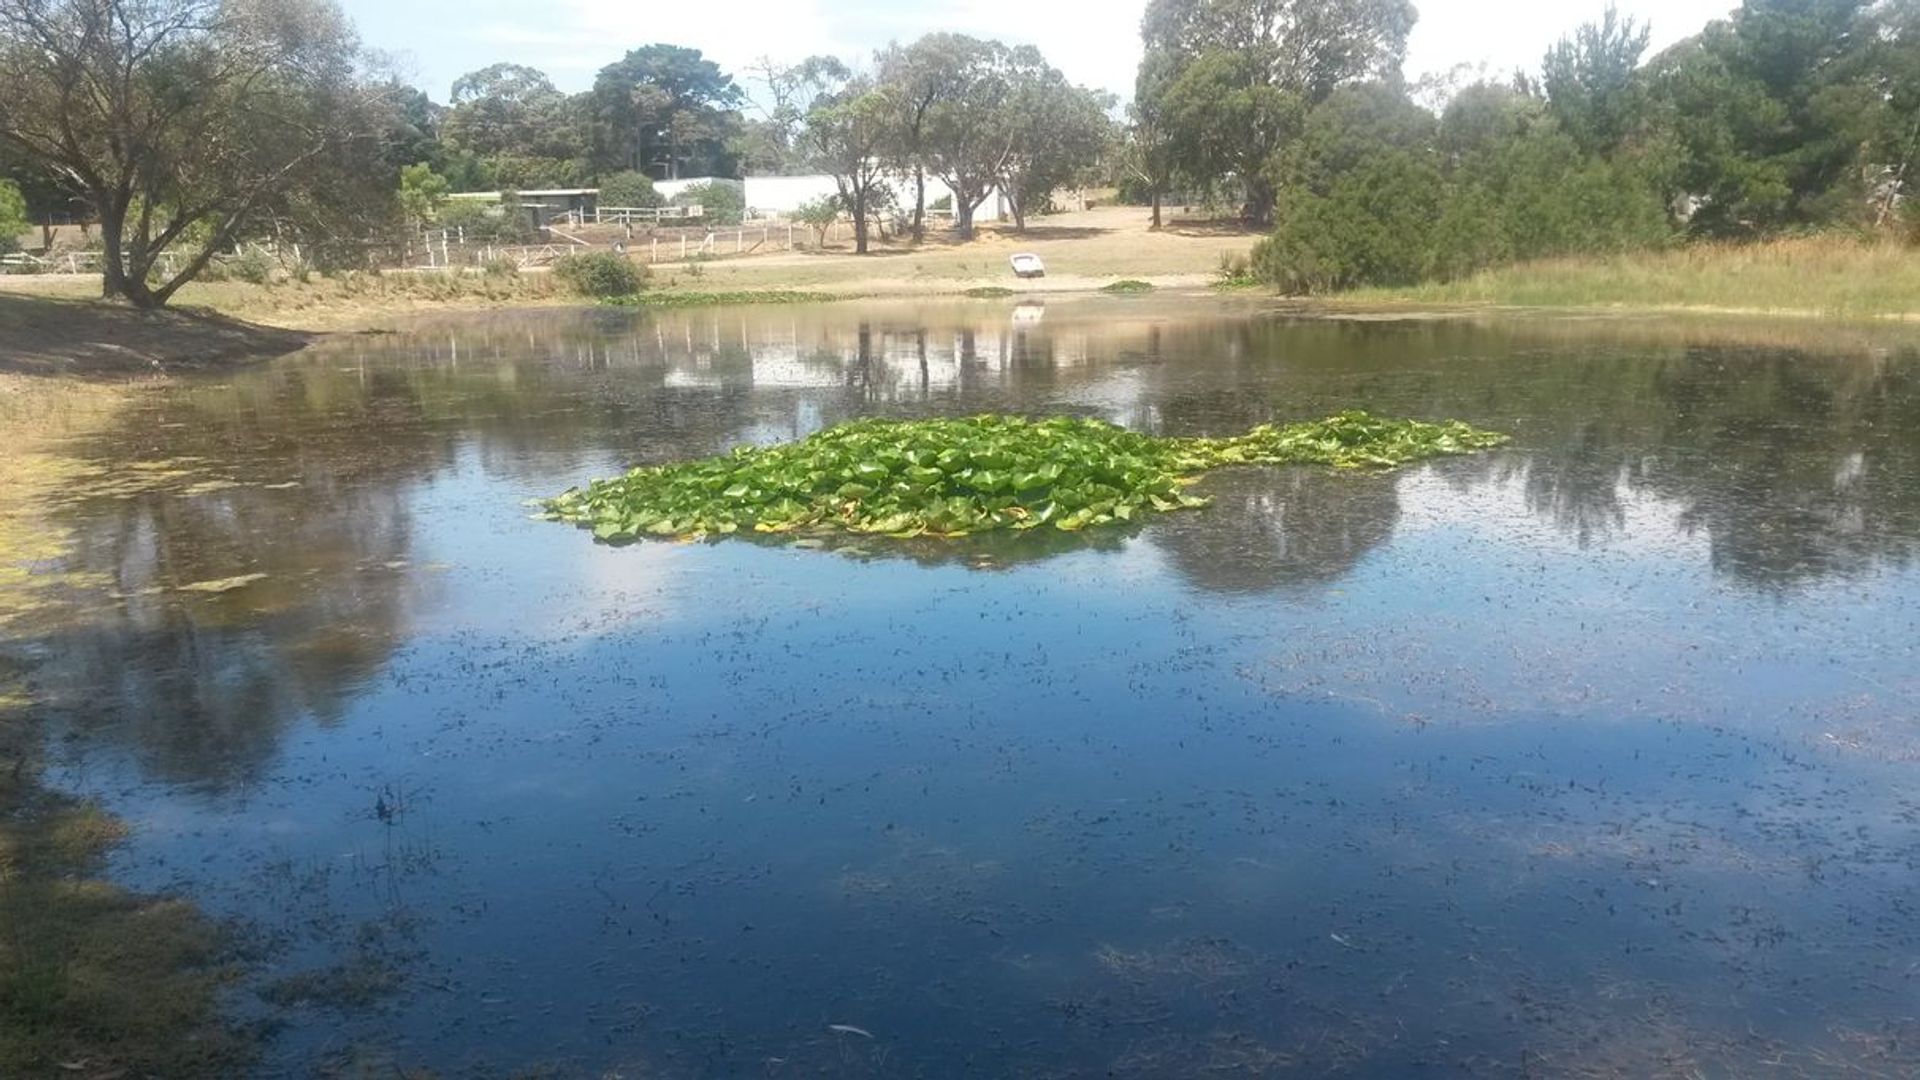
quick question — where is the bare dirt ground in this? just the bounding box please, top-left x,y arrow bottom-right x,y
654,206 -> 1261,294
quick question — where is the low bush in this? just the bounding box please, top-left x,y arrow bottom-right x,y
552,251 -> 646,298
672,181 -> 746,226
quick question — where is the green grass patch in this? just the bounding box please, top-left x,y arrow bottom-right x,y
605,290 -> 839,309
1101,280 -> 1156,293
542,412 -> 1507,542
962,286 -> 1017,299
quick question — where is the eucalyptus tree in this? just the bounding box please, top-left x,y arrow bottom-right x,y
740,54 -> 849,173
1128,51 -> 1181,228
590,44 -> 743,179
875,39 -> 963,241
910,34 -> 1019,240
441,62 -> 591,188
0,0 -> 394,306
995,54 -> 1114,229
805,76 -> 895,253
1136,0 -> 1417,223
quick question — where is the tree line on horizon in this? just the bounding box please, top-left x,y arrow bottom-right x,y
0,1 -> 1118,301
3,0 -> 1919,307
1129,0 -> 1920,291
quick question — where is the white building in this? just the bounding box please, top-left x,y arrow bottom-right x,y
657,174 -> 1011,224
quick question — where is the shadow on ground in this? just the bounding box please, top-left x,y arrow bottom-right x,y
0,293 -> 311,377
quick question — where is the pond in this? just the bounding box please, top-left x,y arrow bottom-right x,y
12,295 -> 1920,1075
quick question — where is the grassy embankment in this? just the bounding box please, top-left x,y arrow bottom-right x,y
1342,234 -> 1920,319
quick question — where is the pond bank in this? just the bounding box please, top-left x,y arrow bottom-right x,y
0,292 -> 311,378
1337,234 -> 1920,320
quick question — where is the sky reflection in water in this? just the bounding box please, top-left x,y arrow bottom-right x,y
24,297 -> 1920,1076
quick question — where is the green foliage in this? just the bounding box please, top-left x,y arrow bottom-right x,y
737,55 -> 851,174
221,247 -> 277,286
672,181 -> 745,225
440,63 -> 592,196
589,45 -> 743,178
0,0 -> 393,308
792,194 -> 842,245
437,198 -> 537,244
552,251 -> 646,298
1137,0 -> 1419,222
1252,81 -> 1673,293
805,80 -> 893,251
1542,4 -> 1652,157
792,195 -> 843,229
996,56 -> 1115,223
598,171 -> 664,209
1253,85 -> 1444,291
541,412 -> 1509,542
1102,280 -> 1156,293
1216,252 -> 1256,286
0,180 -> 25,254
397,164 -> 450,227
1643,1 -> 1891,235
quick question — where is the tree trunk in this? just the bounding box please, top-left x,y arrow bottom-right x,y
1244,177 -> 1277,228
912,166 -> 926,243
1151,190 -> 1163,230
955,196 -> 975,241
1010,187 -> 1026,232
97,201 -> 128,303
853,187 -> 869,254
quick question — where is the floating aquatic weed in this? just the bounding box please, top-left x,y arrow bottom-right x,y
540,412 -> 1508,543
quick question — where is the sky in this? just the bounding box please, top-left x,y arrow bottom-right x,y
343,0 -> 1738,107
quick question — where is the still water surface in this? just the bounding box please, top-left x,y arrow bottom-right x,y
22,297 -> 1920,1075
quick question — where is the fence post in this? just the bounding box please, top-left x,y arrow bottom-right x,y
652,237 -> 658,263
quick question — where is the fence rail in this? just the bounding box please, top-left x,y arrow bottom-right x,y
3,219 -> 861,278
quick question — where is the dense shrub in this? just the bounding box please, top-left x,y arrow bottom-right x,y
599,171 -> 664,209
672,181 -> 745,225
1253,82 -> 1675,294
552,251 -> 646,298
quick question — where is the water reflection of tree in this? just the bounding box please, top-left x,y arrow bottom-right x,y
33,308 -> 1920,795
1135,315 -> 1920,590
34,387 -> 441,792
1150,467 -> 1401,595
1644,349 -> 1920,587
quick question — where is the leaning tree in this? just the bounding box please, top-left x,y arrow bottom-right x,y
0,0 -> 393,307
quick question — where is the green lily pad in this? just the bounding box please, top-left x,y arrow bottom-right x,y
540,412 -> 1508,544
